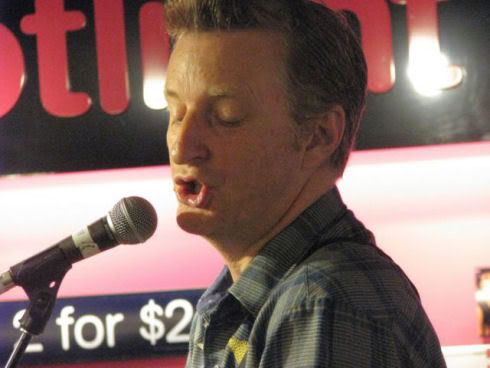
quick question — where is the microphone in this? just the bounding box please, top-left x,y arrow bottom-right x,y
0,196 -> 158,295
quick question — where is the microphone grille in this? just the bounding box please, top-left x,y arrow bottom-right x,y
109,196 -> 158,244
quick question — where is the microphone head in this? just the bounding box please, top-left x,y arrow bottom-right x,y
108,197 -> 158,244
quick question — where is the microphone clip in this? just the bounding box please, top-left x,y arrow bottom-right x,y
11,244 -> 72,335
4,245 -> 72,368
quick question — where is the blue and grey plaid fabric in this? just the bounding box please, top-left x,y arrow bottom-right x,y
186,187 -> 446,368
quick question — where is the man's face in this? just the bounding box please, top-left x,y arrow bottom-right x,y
165,30 -> 308,248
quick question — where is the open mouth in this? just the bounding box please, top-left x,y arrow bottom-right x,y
174,178 -> 208,208
187,180 -> 202,195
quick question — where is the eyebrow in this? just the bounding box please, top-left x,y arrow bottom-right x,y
207,86 -> 240,98
164,86 -> 242,102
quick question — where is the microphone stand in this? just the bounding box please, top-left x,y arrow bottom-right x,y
5,330 -> 32,368
3,246 -> 72,368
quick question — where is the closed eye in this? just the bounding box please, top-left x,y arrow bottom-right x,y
215,117 -> 243,127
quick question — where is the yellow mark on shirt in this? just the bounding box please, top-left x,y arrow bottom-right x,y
228,337 -> 248,365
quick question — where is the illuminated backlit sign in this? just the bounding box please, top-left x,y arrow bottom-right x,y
0,0 -> 170,117
0,0 -> 467,118
0,1 -> 488,174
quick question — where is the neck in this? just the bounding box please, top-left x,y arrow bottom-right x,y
209,167 -> 339,282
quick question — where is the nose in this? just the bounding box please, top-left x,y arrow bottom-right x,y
167,109 -> 211,165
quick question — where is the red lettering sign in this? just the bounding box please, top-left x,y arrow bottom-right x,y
139,2 -> 170,110
0,0 -> 463,119
94,0 -> 129,114
0,25 -> 25,117
321,0 -> 395,93
403,0 -> 462,95
20,0 -> 91,117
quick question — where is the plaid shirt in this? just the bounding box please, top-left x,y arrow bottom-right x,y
186,187 -> 446,368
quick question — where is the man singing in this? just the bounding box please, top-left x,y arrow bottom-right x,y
164,0 -> 446,366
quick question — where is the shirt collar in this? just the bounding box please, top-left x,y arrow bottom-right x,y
228,186 -> 347,317
196,266 -> 232,314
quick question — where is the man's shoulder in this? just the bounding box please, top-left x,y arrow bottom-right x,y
252,240 -> 446,367
265,240 -> 421,322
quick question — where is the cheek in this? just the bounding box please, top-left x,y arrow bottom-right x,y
166,130 -> 172,150
215,123 -> 301,192
166,122 -> 178,142
166,129 -> 177,159
226,142 -> 296,193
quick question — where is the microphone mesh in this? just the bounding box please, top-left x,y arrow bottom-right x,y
108,197 -> 158,244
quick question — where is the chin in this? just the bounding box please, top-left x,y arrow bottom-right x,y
176,208 -> 214,236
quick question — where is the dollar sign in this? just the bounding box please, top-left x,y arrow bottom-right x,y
139,299 -> 165,346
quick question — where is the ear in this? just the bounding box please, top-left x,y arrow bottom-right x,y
301,104 -> 345,170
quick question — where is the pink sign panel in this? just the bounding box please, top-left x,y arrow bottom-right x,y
1,142 -> 490,366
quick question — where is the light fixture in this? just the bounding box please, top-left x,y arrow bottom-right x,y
143,76 -> 167,110
407,36 -> 463,97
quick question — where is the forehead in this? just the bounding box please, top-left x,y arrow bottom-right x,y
166,30 -> 286,97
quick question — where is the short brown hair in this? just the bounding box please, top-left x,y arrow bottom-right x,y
164,0 -> 367,171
